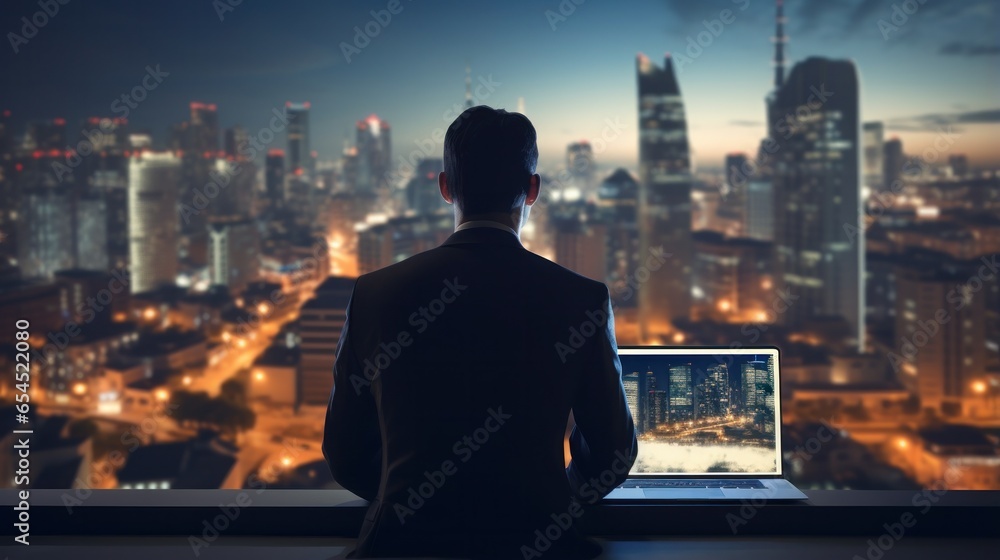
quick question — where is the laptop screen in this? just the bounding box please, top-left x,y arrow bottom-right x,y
617,347 -> 782,477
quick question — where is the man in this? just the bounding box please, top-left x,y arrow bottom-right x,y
324,106 -> 637,559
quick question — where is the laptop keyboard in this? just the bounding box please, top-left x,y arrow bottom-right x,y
620,479 -> 765,489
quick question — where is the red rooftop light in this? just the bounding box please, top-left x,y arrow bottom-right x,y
53,118 -> 66,125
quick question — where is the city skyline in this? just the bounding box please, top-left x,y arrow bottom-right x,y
2,0 -> 999,494
2,0 -> 998,171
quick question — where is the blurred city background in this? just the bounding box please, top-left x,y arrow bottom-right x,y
0,0 -> 998,491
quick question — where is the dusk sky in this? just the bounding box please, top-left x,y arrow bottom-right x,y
3,0 -> 997,173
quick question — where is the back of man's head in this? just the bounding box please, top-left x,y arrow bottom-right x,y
443,105 -> 538,215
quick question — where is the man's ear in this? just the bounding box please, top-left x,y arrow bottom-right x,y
525,174 -> 540,206
438,171 -> 453,204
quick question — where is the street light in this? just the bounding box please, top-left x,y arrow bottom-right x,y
971,380 -> 987,395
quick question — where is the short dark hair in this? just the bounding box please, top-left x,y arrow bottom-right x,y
443,106 -> 538,215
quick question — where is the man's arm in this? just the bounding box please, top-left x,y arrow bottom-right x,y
322,287 -> 381,501
566,286 -> 637,503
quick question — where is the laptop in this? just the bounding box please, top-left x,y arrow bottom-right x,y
603,346 -> 807,501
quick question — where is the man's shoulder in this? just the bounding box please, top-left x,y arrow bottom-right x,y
521,249 -> 609,295
355,243 -> 607,298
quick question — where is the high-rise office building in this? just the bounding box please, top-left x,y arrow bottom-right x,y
596,168 -> 640,307
769,57 -> 864,350
24,118 -> 67,150
553,210 -> 607,283
692,230 -> 772,322
265,149 -> 285,209
862,122 -> 884,193
405,158 -> 446,215
741,358 -> 774,411
356,114 -> 391,194
636,53 -> 692,340
224,126 -> 248,159
623,369 -> 656,434
208,217 -> 259,294
884,138 -> 904,193
75,193 -> 108,271
567,141 -> 595,193
17,188 -> 74,279
697,363 -> 731,418
668,363 -> 693,422
298,276 -> 355,407
718,153 -> 750,237
340,145 -> 360,194
128,152 -> 180,294
356,214 -> 453,274
285,102 -> 311,177
190,102 -> 219,154
894,259 -> 986,416
745,179 -> 774,242
948,154 -> 968,178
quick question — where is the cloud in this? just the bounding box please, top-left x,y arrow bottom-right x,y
886,108 -> 1000,132
729,119 -> 764,127
939,41 -> 1000,56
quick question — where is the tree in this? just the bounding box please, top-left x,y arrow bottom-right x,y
68,418 -> 99,439
220,378 -> 247,407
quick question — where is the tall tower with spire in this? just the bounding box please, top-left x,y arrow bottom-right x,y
465,62 -> 473,109
636,53 -> 692,342
773,0 -> 786,89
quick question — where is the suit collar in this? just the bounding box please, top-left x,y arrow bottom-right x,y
441,225 -> 524,248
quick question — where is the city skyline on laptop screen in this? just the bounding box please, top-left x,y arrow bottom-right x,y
618,348 -> 781,476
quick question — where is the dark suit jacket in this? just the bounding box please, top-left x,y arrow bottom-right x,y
323,225 -> 637,559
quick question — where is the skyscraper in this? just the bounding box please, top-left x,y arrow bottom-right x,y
298,276 -> 355,407
883,138 -> 904,193
668,363 -> 693,422
189,102 -> 219,154
862,122 -> 884,193
745,179 -> 774,242
75,193 -> 108,271
636,53 -> 692,340
769,57 -> 864,350
596,168 -> 640,307
623,369 -> 656,434
741,358 -> 774,411
208,217 -> 259,294
552,204 -> 607,283
224,125 -> 248,159
17,188 -> 74,279
285,102 -> 311,177
356,114 -> 391,194
566,141 -> 595,193
697,363 -> 731,418
128,152 -> 180,294
265,149 -> 285,209
718,152 -> 750,236
405,158 -> 446,215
